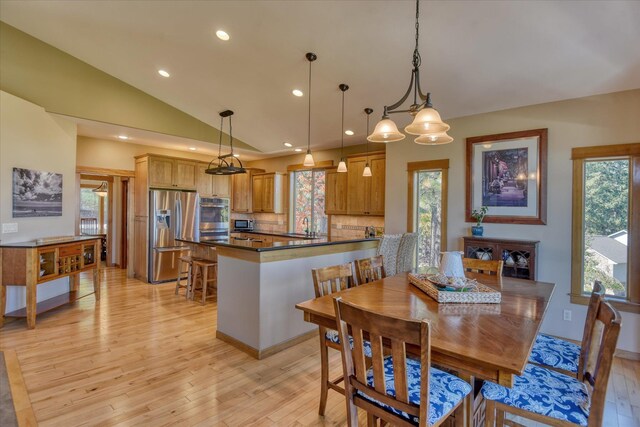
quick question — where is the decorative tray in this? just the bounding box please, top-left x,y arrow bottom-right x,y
408,273 -> 501,304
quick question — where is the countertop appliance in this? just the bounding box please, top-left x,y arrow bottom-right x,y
233,219 -> 254,231
149,189 -> 197,283
198,197 -> 230,242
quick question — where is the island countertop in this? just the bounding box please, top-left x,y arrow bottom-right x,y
176,234 -> 378,252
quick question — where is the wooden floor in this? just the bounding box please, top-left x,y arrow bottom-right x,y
0,268 -> 638,426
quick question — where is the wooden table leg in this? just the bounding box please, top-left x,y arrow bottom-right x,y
25,250 -> 37,329
93,263 -> 100,301
0,284 -> 6,328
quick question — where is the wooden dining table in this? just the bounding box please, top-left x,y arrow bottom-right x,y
295,271 -> 555,426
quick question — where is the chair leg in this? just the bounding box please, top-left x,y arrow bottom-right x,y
496,406 -> 505,426
367,413 -> 377,426
186,262 -> 192,299
190,264 -> 200,301
201,265 -> 208,305
318,335 -> 329,415
345,392 -> 358,427
485,399 -> 496,426
175,260 -> 182,295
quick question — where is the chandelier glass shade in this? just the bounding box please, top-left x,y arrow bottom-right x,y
367,0 -> 452,145
205,110 -> 246,175
93,181 -> 108,197
414,131 -> 453,145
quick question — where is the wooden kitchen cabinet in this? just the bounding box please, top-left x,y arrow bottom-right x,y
347,153 -> 385,216
252,172 -> 284,213
141,155 -> 196,190
463,236 -> 539,280
197,163 -> 231,197
231,168 -> 265,213
325,168 -> 348,215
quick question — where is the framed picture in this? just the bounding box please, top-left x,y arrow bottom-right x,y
465,129 -> 547,225
12,167 -> 63,218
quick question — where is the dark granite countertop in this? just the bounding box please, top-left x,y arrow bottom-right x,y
177,234 -> 378,252
0,235 -> 103,248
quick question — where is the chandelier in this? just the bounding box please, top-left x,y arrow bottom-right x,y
205,110 -> 246,175
367,0 -> 452,145
92,181 -> 108,197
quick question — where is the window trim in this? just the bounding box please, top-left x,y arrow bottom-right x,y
407,159 -> 449,254
289,168 -> 328,235
570,143 -> 640,313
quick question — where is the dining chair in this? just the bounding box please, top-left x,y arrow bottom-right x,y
333,296 -> 471,427
529,281 -> 605,377
376,234 -> 402,276
311,263 -> 367,416
354,255 -> 386,285
462,257 -> 504,276
482,299 -> 621,427
396,232 -> 418,274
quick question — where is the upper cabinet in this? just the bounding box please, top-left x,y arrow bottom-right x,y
231,168 -> 265,213
346,153 -> 385,216
325,168 -> 348,215
196,163 -> 231,198
146,155 -> 196,190
252,172 -> 285,214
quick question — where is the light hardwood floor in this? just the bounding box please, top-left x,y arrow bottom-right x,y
0,268 -> 638,426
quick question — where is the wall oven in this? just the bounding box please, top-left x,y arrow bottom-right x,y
198,197 -> 230,241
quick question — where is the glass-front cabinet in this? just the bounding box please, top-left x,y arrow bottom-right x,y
82,243 -> 96,267
463,236 -> 539,280
38,249 -> 57,280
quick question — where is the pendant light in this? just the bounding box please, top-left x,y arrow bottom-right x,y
363,108 -> 373,177
414,131 -> 454,145
92,181 -> 108,197
205,110 -> 246,175
337,84 -> 349,173
367,0 -> 452,145
303,52 -> 317,167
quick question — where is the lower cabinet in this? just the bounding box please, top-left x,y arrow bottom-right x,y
463,236 -> 539,280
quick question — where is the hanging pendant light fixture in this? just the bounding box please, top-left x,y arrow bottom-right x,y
363,108 -> 373,177
414,131 -> 454,145
93,181 -> 108,197
303,52 -> 317,167
367,0 -> 452,145
205,110 -> 246,175
337,83 -> 349,173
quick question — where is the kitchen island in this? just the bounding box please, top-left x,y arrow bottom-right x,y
179,233 -> 378,358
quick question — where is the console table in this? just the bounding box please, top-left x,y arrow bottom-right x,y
0,236 -> 101,329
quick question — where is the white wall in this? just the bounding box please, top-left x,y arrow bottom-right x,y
0,91 -> 78,310
385,89 -> 640,353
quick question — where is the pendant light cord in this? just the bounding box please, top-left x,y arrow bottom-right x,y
228,116 -> 234,156
217,116 -> 223,161
340,90 -> 345,158
413,0 -> 421,70
366,113 -> 370,161
307,59 -> 312,151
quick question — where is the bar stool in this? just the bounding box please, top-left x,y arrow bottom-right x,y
191,259 -> 217,305
175,255 -> 193,298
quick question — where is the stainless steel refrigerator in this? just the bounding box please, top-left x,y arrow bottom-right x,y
149,190 -> 197,283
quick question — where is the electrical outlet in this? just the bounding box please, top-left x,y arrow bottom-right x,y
2,223 -> 18,233
563,309 -> 572,321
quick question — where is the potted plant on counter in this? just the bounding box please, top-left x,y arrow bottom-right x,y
471,206 -> 488,236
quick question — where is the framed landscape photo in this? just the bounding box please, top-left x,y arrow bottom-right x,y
465,129 -> 547,225
12,167 -> 63,218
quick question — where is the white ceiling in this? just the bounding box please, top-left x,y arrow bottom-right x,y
2,0 -> 639,157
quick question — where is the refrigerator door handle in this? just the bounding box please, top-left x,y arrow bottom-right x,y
175,196 -> 182,240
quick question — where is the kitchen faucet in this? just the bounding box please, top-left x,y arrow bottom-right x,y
303,216 -> 310,237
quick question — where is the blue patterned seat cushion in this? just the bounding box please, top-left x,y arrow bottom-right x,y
529,333 -> 580,373
325,329 -> 372,357
355,357 -> 471,426
481,364 -> 590,426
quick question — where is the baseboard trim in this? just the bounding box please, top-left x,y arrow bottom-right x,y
215,330 -> 316,360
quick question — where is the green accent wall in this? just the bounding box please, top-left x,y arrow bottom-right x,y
0,21 -> 255,151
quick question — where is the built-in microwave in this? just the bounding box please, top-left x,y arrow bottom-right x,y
233,219 -> 254,231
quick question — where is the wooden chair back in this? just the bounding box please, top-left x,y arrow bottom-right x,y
334,297 -> 431,427
462,257 -> 504,276
578,281 -> 605,379
579,299 -> 621,426
311,263 -> 356,298
354,255 -> 386,285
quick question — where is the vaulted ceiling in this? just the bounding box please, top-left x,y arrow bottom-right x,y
1,0 -> 639,158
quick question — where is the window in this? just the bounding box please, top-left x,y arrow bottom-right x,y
291,169 -> 327,235
407,160 -> 449,269
80,187 -> 107,234
571,143 -> 639,313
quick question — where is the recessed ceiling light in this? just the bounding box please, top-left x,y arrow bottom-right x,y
292,89 -> 303,97
118,135 -> 129,140
283,142 -> 293,147
345,130 -> 354,136
216,30 -> 230,41
294,148 -> 303,152
189,147 -> 197,151
158,69 -> 170,77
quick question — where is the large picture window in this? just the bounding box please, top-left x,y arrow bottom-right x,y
292,169 -> 327,235
571,144 -> 639,313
